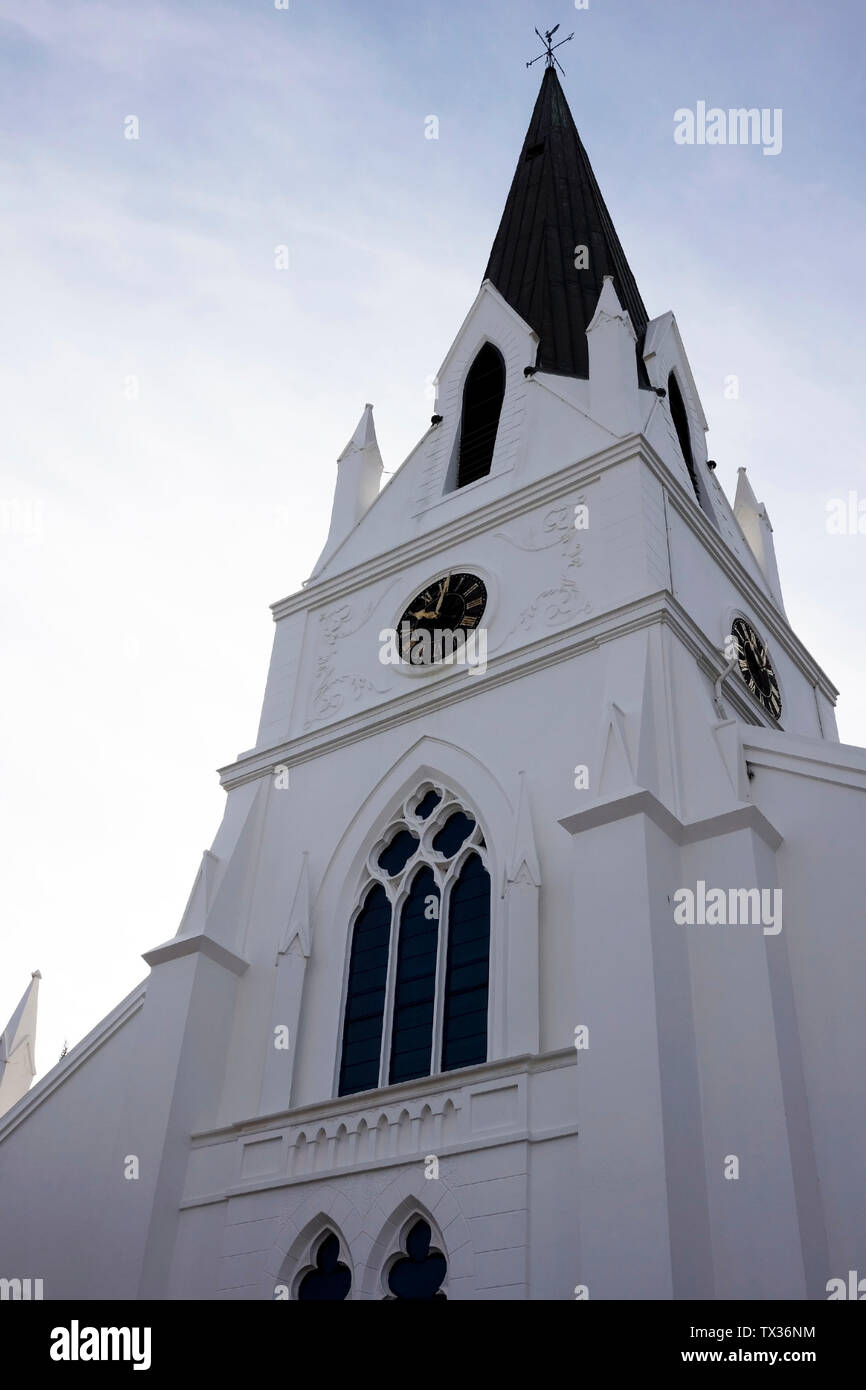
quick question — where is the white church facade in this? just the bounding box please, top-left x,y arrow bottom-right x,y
2,67 -> 865,1301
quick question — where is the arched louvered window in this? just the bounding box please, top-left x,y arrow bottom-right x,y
667,372 -> 700,501
338,784 -> 491,1096
456,344 -> 505,488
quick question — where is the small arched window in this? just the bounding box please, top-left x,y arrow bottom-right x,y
338,785 -> 491,1096
386,1220 -> 447,1300
456,344 -> 505,488
667,372 -> 700,502
297,1231 -> 351,1301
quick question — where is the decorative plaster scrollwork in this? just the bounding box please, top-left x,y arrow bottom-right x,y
497,498 -> 592,636
516,579 -> 591,632
305,596 -> 389,727
494,500 -> 583,552
308,669 -> 390,725
320,599 -> 375,649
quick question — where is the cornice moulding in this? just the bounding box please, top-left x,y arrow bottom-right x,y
268,433 -> 838,707
558,789 -> 783,851
190,1046 -> 577,1144
742,730 -> 866,790
221,594 -> 677,789
271,434 -> 644,620
219,593 -> 804,792
143,933 -> 249,978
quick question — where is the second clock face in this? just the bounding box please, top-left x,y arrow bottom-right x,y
398,572 -> 487,664
732,616 -> 782,719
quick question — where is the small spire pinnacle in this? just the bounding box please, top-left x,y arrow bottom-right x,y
310,405 -> 384,579
0,972 -> 41,1117
338,403 -> 377,462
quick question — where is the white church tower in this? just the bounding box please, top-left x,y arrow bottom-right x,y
1,68 -> 865,1302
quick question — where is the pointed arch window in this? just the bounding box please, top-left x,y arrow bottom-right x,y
338,785 -> 491,1096
667,372 -> 700,502
456,344 -> 505,488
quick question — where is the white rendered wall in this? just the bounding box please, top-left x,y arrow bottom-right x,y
1,282 -> 862,1303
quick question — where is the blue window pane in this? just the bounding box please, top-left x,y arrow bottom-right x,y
442,854 -> 490,1072
339,885 -> 392,1096
415,790 -> 442,820
432,812 -> 475,858
378,829 -> 419,876
389,868 -> 439,1085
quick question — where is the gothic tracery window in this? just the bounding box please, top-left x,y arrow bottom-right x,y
338,785 -> 490,1097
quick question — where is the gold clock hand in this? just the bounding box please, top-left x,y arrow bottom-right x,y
434,574 -> 451,616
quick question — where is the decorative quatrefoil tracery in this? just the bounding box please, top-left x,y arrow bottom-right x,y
367,784 -> 487,897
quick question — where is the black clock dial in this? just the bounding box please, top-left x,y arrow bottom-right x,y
398,573 -> 487,664
731,617 -> 782,719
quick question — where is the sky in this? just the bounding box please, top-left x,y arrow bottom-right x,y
1,0 -> 864,1080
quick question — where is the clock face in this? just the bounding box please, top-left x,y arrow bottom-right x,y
398,572 -> 487,664
731,617 -> 782,719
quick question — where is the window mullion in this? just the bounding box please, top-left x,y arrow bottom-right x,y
430,863 -> 451,1074
379,878 -> 403,1088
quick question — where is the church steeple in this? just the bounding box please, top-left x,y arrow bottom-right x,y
484,66 -> 649,382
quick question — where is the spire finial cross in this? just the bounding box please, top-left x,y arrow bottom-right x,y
526,24 -> 574,74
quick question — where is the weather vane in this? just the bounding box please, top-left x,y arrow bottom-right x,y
526,24 -> 574,73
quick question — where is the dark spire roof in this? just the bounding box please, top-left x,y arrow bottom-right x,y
484,67 -> 649,382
